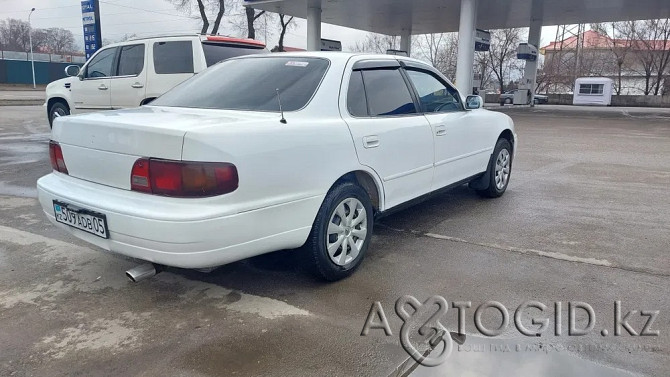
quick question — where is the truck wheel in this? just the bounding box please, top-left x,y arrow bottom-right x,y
476,138 -> 512,198
304,182 -> 373,281
48,102 -> 70,129
505,98 -> 512,105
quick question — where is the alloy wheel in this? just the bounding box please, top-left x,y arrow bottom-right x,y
326,198 -> 368,266
495,149 -> 510,190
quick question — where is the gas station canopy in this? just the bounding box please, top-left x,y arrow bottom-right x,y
245,0 -> 670,101
245,0 -> 670,36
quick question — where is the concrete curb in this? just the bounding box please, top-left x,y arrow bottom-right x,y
490,105 -> 670,119
0,100 -> 44,106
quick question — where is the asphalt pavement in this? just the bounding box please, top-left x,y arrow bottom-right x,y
0,105 -> 668,377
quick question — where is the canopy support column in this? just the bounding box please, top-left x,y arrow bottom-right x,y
455,0 -> 477,96
306,0 -> 322,51
400,31 -> 411,56
524,0 -> 543,106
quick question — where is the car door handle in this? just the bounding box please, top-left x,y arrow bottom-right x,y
435,125 -> 447,136
131,82 -> 144,88
363,135 -> 380,148
98,84 -> 108,90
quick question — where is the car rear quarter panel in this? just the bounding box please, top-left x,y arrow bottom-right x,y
181,114 -> 367,217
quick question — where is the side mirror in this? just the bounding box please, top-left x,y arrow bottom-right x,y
64,65 -> 80,77
465,95 -> 483,110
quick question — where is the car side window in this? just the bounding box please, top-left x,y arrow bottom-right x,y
360,69 -> 416,116
85,47 -> 116,79
406,69 -> 462,113
117,44 -> 145,76
347,71 -> 368,117
153,41 -> 194,74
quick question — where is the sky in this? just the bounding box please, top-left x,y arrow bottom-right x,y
0,0 -> 559,53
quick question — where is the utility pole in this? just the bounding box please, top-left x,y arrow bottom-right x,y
28,7 -> 36,89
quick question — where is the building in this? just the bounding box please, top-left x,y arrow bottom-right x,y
541,30 -> 670,95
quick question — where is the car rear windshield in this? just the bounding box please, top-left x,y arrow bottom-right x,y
201,42 -> 266,66
151,57 -> 329,112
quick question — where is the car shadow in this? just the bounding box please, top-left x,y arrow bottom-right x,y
163,183 -> 511,292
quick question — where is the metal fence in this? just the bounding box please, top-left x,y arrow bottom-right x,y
0,50 -> 85,85
0,50 -> 86,64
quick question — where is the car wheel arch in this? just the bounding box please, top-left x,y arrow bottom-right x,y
331,170 -> 383,213
498,129 -> 515,154
469,132 -> 514,192
140,97 -> 157,106
47,97 -> 70,113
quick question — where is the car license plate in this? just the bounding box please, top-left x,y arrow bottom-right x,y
53,200 -> 109,239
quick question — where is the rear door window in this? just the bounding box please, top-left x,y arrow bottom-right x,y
202,43 -> 266,66
153,41 -> 194,74
347,71 -> 368,117
117,44 -> 145,76
360,69 -> 416,116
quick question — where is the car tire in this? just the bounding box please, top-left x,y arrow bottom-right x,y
476,138 -> 512,198
504,98 -> 512,105
533,98 -> 539,105
48,102 -> 70,129
304,182 -> 373,281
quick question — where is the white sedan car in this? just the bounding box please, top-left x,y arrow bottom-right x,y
37,52 -> 516,281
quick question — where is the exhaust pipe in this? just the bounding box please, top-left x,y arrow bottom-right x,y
125,263 -> 158,282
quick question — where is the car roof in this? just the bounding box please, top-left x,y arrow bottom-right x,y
230,51 -> 463,93
102,34 -> 266,49
232,51 -> 433,67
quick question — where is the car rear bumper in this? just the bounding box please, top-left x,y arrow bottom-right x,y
37,173 -> 320,268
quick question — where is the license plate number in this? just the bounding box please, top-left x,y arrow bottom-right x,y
53,201 -> 109,239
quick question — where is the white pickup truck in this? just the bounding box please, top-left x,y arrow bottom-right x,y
45,34 -> 267,127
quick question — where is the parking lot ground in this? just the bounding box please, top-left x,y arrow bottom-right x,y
0,105 -> 668,377
0,89 -> 45,106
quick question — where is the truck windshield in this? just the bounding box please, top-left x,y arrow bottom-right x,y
151,57 -> 329,112
201,42 -> 266,66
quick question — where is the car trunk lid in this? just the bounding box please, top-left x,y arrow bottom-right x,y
51,106 -> 272,190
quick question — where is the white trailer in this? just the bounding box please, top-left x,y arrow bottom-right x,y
573,77 -> 614,106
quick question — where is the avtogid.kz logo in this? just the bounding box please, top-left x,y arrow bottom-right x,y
361,296 -> 660,367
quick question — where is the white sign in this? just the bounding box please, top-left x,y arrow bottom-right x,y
82,11 -> 95,25
321,39 -> 342,52
475,29 -> 490,44
386,49 -> 408,57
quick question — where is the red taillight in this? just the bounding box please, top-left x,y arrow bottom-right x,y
130,158 -> 151,193
49,141 -> 68,174
131,158 -> 238,198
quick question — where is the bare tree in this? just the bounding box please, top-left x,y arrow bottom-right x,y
45,28 -> 77,54
350,33 -> 399,54
244,7 -> 266,39
475,49 -> 495,90
0,18 -> 31,52
0,19 -> 76,54
415,33 -> 459,80
169,0 -> 228,34
486,28 -> 524,92
227,1 -> 271,41
632,19 -> 670,95
416,33 -> 445,66
210,0 -> 226,35
591,22 -> 636,95
273,14 -> 295,52
103,33 -> 138,46
31,28 -> 49,52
